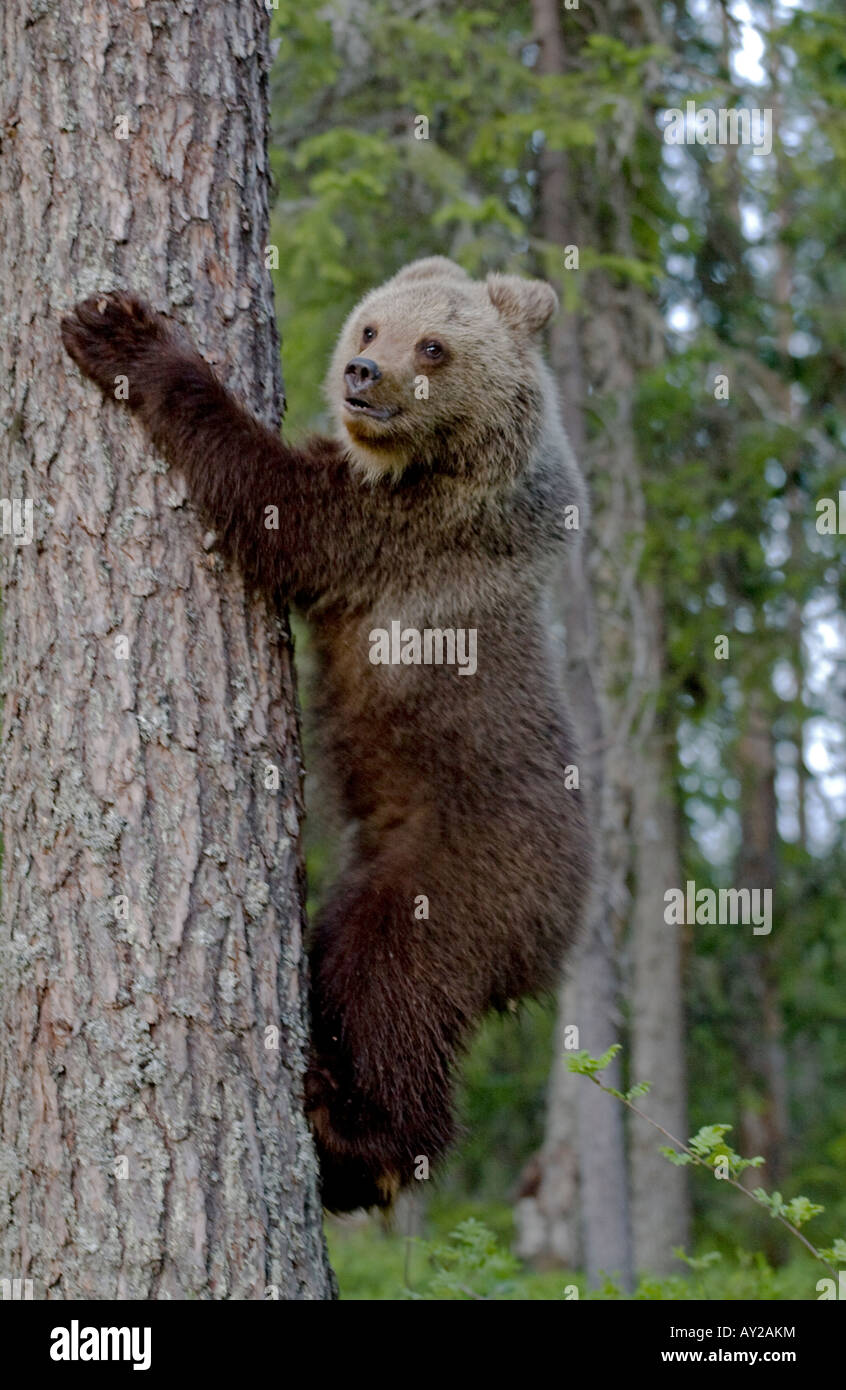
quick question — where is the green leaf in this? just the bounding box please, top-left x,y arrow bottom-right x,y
660,1146 -> 694,1166
565,1045 -> 622,1076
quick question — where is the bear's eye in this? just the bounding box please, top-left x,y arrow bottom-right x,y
361,326 -> 376,343
422,340 -> 445,361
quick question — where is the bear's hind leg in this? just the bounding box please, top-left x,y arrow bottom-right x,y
305,867 -> 468,1213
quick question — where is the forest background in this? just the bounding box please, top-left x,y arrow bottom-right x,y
266,0 -> 846,1299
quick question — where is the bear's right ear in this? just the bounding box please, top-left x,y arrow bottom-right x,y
391,257 -> 470,285
487,274 -> 558,336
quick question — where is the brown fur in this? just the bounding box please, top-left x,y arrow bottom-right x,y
61,259 -> 593,1213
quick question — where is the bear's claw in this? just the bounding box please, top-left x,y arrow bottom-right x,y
61,290 -> 171,396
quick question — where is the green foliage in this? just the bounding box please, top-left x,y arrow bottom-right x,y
268,0 -> 666,430
820,1238 -> 846,1265
327,1212 -> 821,1300
570,1047 -> 846,1273
753,1191 -> 825,1229
443,1003 -> 557,1201
403,1219 -> 523,1300
660,1123 -> 766,1178
566,1044 -> 622,1077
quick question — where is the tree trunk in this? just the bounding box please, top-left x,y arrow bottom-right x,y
515,976 -> 581,1267
0,2 -> 332,1300
733,696 -> 787,1188
629,594 -> 689,1272
519,0 -> 689,1283
519,0 -> 635,1289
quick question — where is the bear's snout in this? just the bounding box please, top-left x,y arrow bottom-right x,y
344,356 -> 382,393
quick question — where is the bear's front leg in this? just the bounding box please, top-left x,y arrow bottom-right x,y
61,290 -> 382,604
61,291 -> 185,410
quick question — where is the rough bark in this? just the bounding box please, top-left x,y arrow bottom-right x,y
0,1 -> 332,1299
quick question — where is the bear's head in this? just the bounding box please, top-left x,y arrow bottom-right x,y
326,257 -> 558,484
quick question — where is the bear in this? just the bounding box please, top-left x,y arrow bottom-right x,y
61,257 -> 593,1213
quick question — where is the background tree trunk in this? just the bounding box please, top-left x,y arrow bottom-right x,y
520,0 -> 634,1290
518,0 -> 689,1283
629,593 -> 690,1272
732,695 -> 786,1188
0,1 -> 332,1299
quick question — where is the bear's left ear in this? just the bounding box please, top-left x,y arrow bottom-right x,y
486,274 -> 558,335
393,257 -> 470,285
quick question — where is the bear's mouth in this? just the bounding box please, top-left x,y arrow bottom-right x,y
343,396 -> 399,421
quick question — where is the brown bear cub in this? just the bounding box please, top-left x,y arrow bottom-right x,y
62,257 -> 593,1213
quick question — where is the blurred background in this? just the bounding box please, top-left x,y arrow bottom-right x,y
267,0 -> 846,1298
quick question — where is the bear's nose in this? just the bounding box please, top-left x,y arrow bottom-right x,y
344,356 -> 382,393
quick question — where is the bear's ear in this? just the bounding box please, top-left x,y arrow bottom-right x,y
486,274 -> 558,335
392,257 -> 470,285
